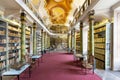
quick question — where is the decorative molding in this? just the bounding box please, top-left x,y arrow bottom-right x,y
15,0 -> 54,35
68,0 -> 99,33
0,6 -> 5,11
112,11 -> 120,71
111,1 -> 120,10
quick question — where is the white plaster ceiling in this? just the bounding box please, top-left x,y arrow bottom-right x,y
0,0 -> 20,9
93,0 -> 120,22
0,0 -> 20,18
94,0 -> 120,10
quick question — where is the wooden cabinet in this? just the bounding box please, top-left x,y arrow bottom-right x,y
94,20 -> 111,69
76,32 -> 80,53
0,19 -> 7,73
0,18 -> 31,74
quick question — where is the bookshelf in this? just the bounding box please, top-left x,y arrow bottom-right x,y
36,32 -> 41,55
0,19 -> 21,73
0,18 -> 24,74
8,23 -> 20,67
94,19 -> 111,69
88,30 -> 90,54
25,27 -> 30,50
76,31 -> 80,53
47,36 -> 50,49
0,19 -> 7,73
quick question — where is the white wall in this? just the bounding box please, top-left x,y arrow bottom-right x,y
112,10 -> 120,71
83,26 -> 89,55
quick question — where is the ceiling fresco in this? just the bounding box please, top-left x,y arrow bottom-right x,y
45,0 -> 73,24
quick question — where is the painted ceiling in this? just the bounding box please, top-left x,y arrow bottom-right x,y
45,0 -> 73,24
31,0 -> 85,33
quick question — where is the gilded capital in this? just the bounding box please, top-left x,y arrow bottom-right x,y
89,10 -> 95,21
20,11 -> 26,22
33,22 -> 37,29
80,22 -> 83,28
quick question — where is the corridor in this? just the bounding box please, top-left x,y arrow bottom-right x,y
28,52 -> 101,80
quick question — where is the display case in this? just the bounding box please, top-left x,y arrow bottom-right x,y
94,19 -> 111,69
25,27 -> 30,50
76,31 -> 80,53
0,19 -> 7,73
0,18 -> 22,74
36,32 -> 41,54
47,36 -> 50,49
8,22 -> 20,67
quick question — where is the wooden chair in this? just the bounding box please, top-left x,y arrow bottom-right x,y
82,55 -> 95,74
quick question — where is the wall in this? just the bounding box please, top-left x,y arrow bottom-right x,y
83,26 -> 89,55
112,10 -> 120,71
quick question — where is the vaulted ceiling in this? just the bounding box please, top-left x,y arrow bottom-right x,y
45,0 -> 73,24
1,0 -> 119,35
38,0 -> 85,33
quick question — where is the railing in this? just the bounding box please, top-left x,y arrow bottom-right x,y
71,0 -> 94,27
75,0 -> 92,20
79,0 -> 92,16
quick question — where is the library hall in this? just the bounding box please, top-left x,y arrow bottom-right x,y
0,0 -> 120,80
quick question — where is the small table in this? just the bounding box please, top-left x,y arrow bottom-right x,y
75,54 -> 84,59
31,55 -> 41,66
1,64 -> 30,80
31,55 -> 41,59
75,54 -> 86,66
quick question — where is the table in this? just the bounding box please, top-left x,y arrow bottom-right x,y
31,55 -> 41,66
75,54 -> 86,66
1,64 -> 30,80
75,54 -> 85,60
31,55 -> 41,59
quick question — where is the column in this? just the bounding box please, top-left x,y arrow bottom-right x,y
46,34 -> 49,49
80,22 -> 83,54
88,0 -> 92,5
20,11 -> 26,62
43,32 -> 45,52
73,28 -> 76,53
45,33 -> 47,49
33,22 -> 37,55
30,26 -> 33,55
41,29 -> 43,53
39,30 -> 42,52
112,9 -> 120,70
44,32 -> 46,50
88,10 -> 95,55
72,28 -> 76,53
68,33 -> 70,52
71,31 -> 72,52
67,33 -> 70,52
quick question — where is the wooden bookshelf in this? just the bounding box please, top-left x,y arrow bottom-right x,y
94,20 -> 111,69
36,32 -> 41,54
0,19 -> 7,73
8,23 -> 20,67
76,32 -> 80,52
25,27 -> 30,49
